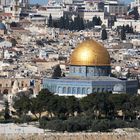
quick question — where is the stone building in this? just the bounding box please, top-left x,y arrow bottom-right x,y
0,78 -> 41,96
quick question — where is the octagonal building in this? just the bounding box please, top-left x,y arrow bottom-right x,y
42,39 -> 138,97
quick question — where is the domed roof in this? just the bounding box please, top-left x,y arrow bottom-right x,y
0,22 -> 6,30
70,39 -> 110,66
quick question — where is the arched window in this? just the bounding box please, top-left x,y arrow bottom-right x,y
73,67 -> 75,73
97,88 -> 100,93
77,87 -> 80,94
72,87 -> 76,94
11,81 -> 14,86
63,87 -> 66,93
58,87 -> 61,93
87,88 -> 90,94
21,81 -> 24,87
79,67 -> 82,73
82,88 -> 86,94
68,87 -> 71,94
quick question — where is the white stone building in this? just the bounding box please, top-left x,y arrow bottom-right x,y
113,19 -> 140,32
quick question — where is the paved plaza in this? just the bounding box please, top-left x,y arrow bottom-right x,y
0,123 -> 44,134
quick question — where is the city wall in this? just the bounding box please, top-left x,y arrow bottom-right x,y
0,132 -> 140,140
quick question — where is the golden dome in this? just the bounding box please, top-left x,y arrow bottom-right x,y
70,39 -> 110,66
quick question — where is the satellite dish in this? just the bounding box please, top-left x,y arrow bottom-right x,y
115,66 -> 121,72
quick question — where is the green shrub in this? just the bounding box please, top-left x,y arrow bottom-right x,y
0,119 -> 13,123
65,116 -> 91,132
131,120 -> 140,129
110,119 -> 128,129
91,119 -> 111,132
45,119 -> 65,132
39,116 -> 49,128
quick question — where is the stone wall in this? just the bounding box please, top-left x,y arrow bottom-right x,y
0,133 -> 140,140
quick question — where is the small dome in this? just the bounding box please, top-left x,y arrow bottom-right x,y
113,84 -> 124,92
0,22 -> 6,30
70,39 -> 110,66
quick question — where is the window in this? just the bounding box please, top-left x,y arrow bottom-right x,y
72,87 -> 76,94
21,81 -> 24,87
63,87 -> 66,93
97,88 -> 100,93
73,67 -> 75,72
79,67 -> 82,73
82,88 -> 86,94
11,81 -> 14,86
77,87 -> 80,94
68,87 -> 71,94
58,87 -> 61,93
3,89 -> 8,94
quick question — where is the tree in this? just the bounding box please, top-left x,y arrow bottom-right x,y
69,20 -> 74,31
92,16 -> 102,27
133,7 -> 139,20
66,96 -> 80,116
120,26 -> 126,40
10,22 -> 19,27
74,15 -> 80,31
54,96 -> 67,118
30,89 -> 53,120
92,16 -> 97,27
59,16 -> 65,29
13,95 -> 31,122
128,7 -> 139,20
94,93 -> 114,119
101,28 -> 107,40
48,14 -> 53,27
52,64 -> 62,78
79,17 -> 85,30
10,38 -> 18,47
72,15 -> 84,31
65,15 -> 70,29
4,101 -> 11,120
125,24 -> 133,33
122,101 -> 134,120
130,95 -> 140,120
80,94 -> 96,118
97,17 -> 102,25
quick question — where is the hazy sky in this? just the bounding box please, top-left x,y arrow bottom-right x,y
30,0 -> 133,5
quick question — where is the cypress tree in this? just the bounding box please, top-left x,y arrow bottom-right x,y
101,28 -> 107,40
59,16 -> 65,29
4,101 -> 11,120
52,64 -> 62,78
120,27 -> 126,40
133,7 -> 139,20
65,15 -> 70,29
48,14 -> 53,27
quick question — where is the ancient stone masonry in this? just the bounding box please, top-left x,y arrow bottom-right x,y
0,133 -> 140,140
